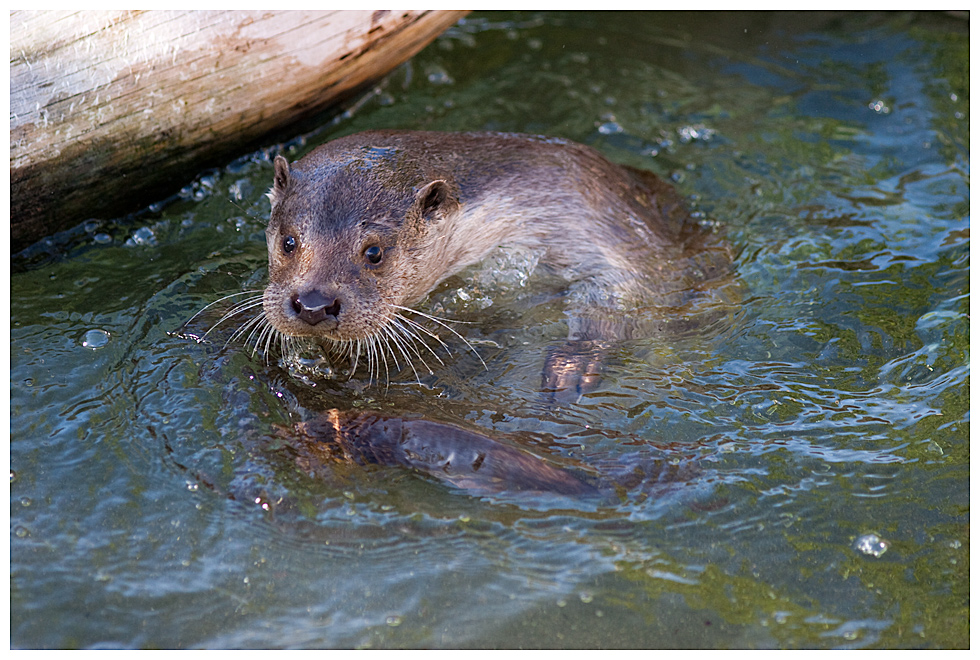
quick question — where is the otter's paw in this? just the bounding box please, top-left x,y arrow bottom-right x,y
542,340 -> 608,401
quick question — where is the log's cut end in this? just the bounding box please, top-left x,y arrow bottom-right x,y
10,9 -> 469,252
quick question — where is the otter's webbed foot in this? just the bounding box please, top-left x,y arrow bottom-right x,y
542,340 -> 608,402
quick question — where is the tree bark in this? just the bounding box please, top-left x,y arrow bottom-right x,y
10,10 -> 468,252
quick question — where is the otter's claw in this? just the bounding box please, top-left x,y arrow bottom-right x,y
542,340 -> 608,402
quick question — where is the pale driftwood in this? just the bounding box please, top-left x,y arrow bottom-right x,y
10,9 -> 468,251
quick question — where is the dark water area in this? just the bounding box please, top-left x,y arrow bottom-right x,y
9,11 -> 969,648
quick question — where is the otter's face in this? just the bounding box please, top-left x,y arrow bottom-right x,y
263,153 -> 457,344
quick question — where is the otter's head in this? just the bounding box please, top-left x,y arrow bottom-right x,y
263,147 -> 459,346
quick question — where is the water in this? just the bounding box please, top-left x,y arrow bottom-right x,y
9,11 -> 969,649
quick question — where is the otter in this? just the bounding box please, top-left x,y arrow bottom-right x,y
260,130 -> 731,397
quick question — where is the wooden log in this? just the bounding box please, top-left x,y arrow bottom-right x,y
9,10 -> 468,252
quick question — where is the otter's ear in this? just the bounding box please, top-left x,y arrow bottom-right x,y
268,155 -> 291,207
413,180 -> 458,221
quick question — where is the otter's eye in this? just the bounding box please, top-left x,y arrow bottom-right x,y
364,245 -> 383,264
283,235 -> 297,254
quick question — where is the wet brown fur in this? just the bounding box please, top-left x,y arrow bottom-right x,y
263,130 -> 731,392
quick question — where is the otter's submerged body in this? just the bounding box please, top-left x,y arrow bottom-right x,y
263,130 -> 730,395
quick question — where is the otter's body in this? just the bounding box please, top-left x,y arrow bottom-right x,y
263,130 -> 729,393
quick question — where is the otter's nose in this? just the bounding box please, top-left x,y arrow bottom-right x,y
291,289 -> 341,326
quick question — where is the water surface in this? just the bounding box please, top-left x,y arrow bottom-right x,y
10,11 -> 969,649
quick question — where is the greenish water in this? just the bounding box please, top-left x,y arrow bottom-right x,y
9,11 -> 969,649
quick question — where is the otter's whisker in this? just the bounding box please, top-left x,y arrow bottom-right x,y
388,316 -> 438,373
389,319 -> 434,368
230,309 -> 264,341
356,338 -> 368,381
392,311 -> 452,354
209,294 -> 264,328
370,336 -> 389,385
242,319 -> 265,356
390,303 -> 470,329
357,337 -> 372,382
381,322 -> 425,385
244,316 -> 280,365
391,304 -> 487,370
377,333 -> 402,392
347,339 -> 360,376
236,313 -> 271,353
390,312 -> 449,364
263,322 -> 277,359
370,338 -> 380,384
374,337 -> 387,385
184,289 -> 265,332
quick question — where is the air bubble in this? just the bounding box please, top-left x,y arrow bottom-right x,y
81,329 -> 110,349
868,99 -> 890,114
854,533 -> 889,557
677,124 -> 716,143
426,66 -> 454,85
126,226 -> 157,247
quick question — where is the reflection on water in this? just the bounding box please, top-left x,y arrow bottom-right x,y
10,11 -> 968,649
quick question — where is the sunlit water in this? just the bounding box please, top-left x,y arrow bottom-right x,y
10,12 -> 968,648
